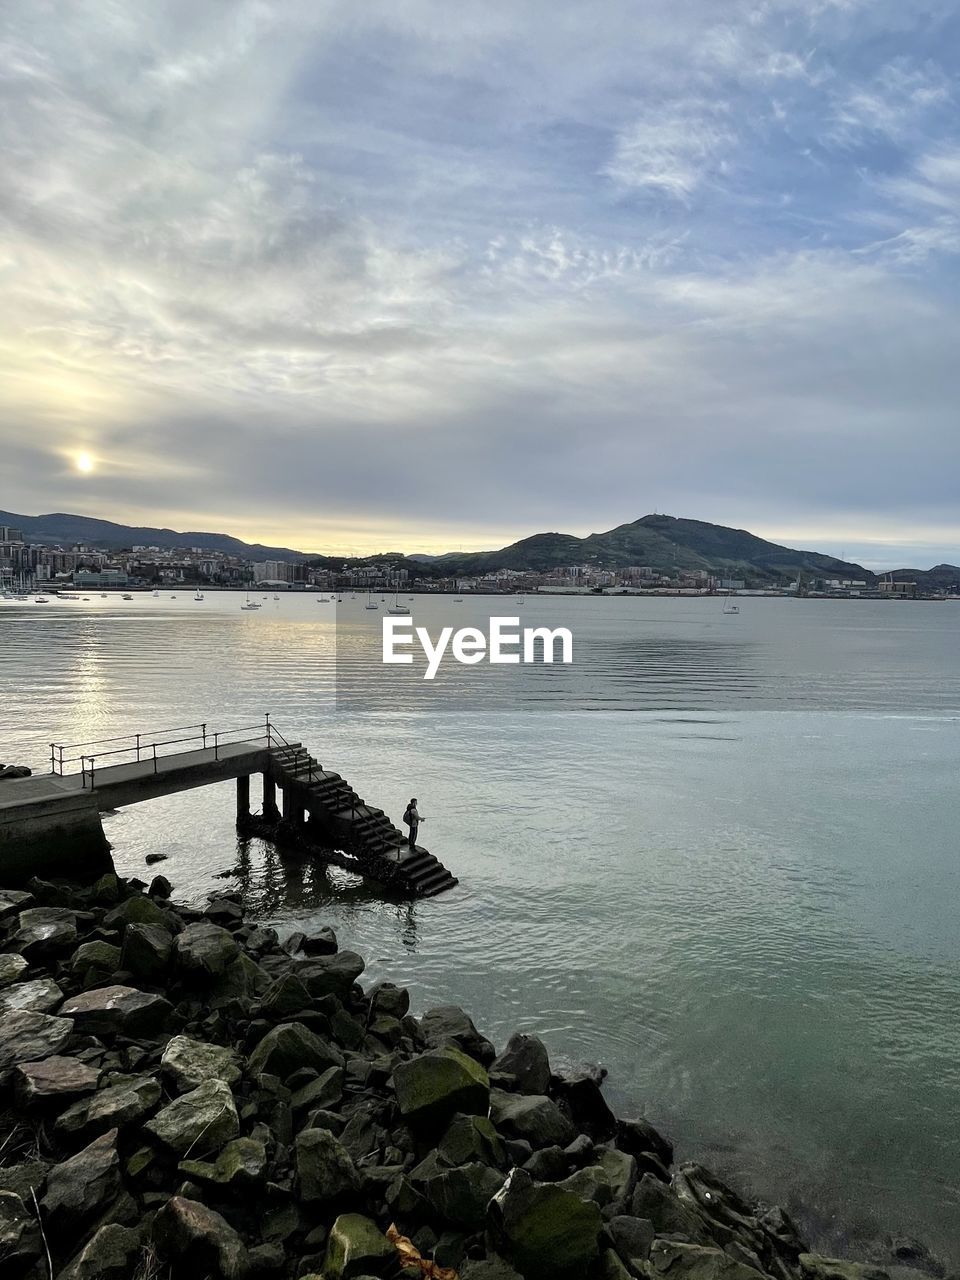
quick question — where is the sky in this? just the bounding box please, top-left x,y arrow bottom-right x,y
1,1 -> 959,568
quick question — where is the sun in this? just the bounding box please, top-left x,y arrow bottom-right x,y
74,451 -> 95,474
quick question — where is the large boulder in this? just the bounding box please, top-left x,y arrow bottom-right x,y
649,1239 -> 769,1280
438,1113 -> 507,1169
321,1213 -> 395,1279
420,1005 -> 496,1064
144,1078 -> 239,1157
12,907 -> 77,961
161,1035 -> 242,1092
295,950 -> 365,999
616,1116 -> 674,1169
120,923 -> 173,980
103,894 -> 170,932
59,985 -> 171,1037
41,1129 -> 121,1231
487,1167 -> 603,1280
799,1257 -> 892,1280
0,977 -> 63,1016
631,1174 -> 714,1245
295,1127 -> 361,1203
55,1075 -> 162,1142
607,1215 -> 655,1272
490,1090 -> 576,1150
69,940 -> 122,983
0,1010 -> 73,1072
14,1056 -> 100,1108
247,1021 -> 344,1080
491,1032 -> 552,1095
173,921 -> 240,978
257,973 -> 313,1021
0,889 -> 33,922
153,1195 -> 249,1279
393,1046 -> 490,1131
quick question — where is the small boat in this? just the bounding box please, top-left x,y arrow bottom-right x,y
101,593 -> 108,598
241,592 -> 262,610
241,602 -> 260,611
194,590 -> 204,602
34,596 -> 49,603
273,594 -> 280,601
722,596 -> 740,615
122,594 -> 134,601
317,595 -> 329,603
58,593 -> 80,600
152,590 -> 160,598
364,590 -> 379,611
388,589 -> 410,615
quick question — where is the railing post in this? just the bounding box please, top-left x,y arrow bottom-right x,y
50,743 -> 56,774
79,756 -> 86,789
88,757 -> 95,790
201,723 -> 207,749
265,712 -> 271,747
153,744 -> 158,774
135,733 -> 141,762
214,732 -> 220,760
59,744 -> 64,775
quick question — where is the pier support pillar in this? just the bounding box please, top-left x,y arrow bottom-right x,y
262,774 -> 280,822
236,774 -> 250,823
282,785 -> 304,828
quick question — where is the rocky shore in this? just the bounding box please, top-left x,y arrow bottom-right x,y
0,870 -> 950,1280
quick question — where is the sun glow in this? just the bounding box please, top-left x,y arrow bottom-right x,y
74,450 -> 95,474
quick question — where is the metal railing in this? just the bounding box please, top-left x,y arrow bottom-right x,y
50,714 -> 286,790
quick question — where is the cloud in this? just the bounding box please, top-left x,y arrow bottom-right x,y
0,0 -> 958,564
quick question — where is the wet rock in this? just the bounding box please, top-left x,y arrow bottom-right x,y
487,1166 -> 602,1280
174,921 -> 240,977
523,1145 -> 570,1181
148,874 -> 173,898
554,1071 -> 616,1140
0,953 -> 29,988
179,1136 -> 268,1189
206,896 -> 244,925
368,980 -> 410,1021
120,922 -> 173,980
42,1129 -> 121,1231
247,1020 -> 344,1079
55,1075 -> 162,1142
491,1032 -> 552,1095
103,894 -> 170,932
295,1127 -> 361,1203
393,1045 -> 490,1131
322,1212 -> 396,1279
650,1239 -> 769,1280
302,926 -> 338,955
607,1214 -> 655,1271
616,1116 -> 674,1169
59,985 -> 172,1037
420,1005 -> 496,1065
460,1259 -> 524,1280
14,1055 -> 100,1107
490,1090 -> 577,1150
161,1034 -> 242,1092
0,1160 -> 48,1202
12,907 -> 78,961
59,1222 -> 143,1280
0,976 -> 63,1015
145,1077 -> 240,1157
153,1195 -> 250,1279
296,950 -> 365,999
0,1009 -> 73,1072
0,1189 -> 41,1269
88,873 -> 121,904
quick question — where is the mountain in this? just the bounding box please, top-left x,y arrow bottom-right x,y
887,564 -> 960,591
431,514 -> 874,584
0,509 -> 306,562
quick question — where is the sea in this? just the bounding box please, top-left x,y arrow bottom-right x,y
2,590 -> 959,1261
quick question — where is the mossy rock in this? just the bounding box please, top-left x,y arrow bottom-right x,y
393,1046 -> 489,1131
322,1213 -> 395,1278
487,1167 -> 602,1280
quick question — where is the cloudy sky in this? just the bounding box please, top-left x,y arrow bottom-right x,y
1,1 -> 958,566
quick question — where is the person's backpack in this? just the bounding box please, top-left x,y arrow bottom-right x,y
402,805 -> 413,827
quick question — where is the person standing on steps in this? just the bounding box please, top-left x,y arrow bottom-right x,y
403,797 -> 424,848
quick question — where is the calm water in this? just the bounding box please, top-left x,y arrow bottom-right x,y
2,593 -> 959,1260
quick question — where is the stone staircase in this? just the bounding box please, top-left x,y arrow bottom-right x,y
266,742 -> 458,898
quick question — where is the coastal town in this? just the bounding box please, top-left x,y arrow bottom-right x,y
0,523 -> 953,600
